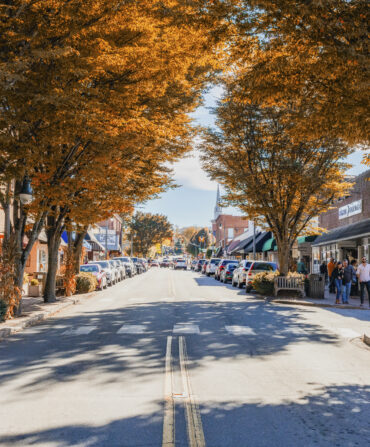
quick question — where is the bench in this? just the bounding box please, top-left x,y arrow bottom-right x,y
274,276 -> 305,298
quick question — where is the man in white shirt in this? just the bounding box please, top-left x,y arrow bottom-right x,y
357,257 -> 370,306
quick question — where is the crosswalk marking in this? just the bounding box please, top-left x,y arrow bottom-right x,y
337,328 -> 361,338
62,326 -> 97,335
225,325 -> 256,335
117,324 -> 147,334
173,324 -> 200,334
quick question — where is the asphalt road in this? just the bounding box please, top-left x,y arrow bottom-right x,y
0,268 -> 369,447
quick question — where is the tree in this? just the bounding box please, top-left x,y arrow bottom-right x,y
129,212 -> 173,257
201,94 -> 352,274
229,0 -> 369,146
0,0 -> 232,307
187,228 -> 210,256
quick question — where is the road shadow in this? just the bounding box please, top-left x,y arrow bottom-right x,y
0,384 -> 368,446
0,300 -> 338,394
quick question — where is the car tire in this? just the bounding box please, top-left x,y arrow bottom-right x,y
238,279 -> 243,289
246,286 -> 252,293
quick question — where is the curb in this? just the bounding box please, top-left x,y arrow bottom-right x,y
0,296 -> 82,342
267,299 -> 367,311
363,334 -> 370,347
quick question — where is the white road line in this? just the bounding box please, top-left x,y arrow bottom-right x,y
62,326 -> 97,335
173,324 -> 200,334
162,336 -> 175,447
179,336 -> 205,447
338,328 -> 361,338
225,325 -> 256,336
116,324 -> 147,334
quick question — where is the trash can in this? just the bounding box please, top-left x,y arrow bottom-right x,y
308,274 -> 325,299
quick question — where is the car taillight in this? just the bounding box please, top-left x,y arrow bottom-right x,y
226,270 -> 230,274
243,268 -> 247,271
248,272 -> 252,276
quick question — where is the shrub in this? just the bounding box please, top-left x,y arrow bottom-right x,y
30,279 -> 39,286
0,299 -> 7,322
252,271 -> 305,296
252,271 -> 280,295
75,273 -> 97,294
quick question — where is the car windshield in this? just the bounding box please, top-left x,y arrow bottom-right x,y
252,262 -> 277,271
244,261 -> 252,269
131,257 -> 138,262
210,259 -> 220,264
80,265 -> 98,273
116,257 -> 129,262
226,264 -> 237,270
94,261 -> 109,268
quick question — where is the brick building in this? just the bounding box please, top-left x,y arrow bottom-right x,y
312,169 -> 370,266
211,186 -> 249,253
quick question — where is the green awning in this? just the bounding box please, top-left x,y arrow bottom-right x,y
262,238 -> 277,252
297,235 -> 318,244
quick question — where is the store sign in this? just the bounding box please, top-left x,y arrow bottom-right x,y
95,229 -> 120,250
338,200 -> 362,220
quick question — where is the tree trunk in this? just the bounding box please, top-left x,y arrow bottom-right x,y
72,229 -> 87,274
277,240 -> 290,276
43,230 -> 62,302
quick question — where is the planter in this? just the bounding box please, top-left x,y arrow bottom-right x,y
28,284 -> 41,297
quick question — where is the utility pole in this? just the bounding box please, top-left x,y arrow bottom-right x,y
252,220 -> 256,259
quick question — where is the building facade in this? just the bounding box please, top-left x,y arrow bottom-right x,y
211,186 -> 249,251
312,169 -> 370,269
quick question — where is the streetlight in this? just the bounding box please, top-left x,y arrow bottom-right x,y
105,217 -> 114,259
19,176 -> 33,205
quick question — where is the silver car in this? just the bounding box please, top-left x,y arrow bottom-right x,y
113,259 -> 126,281
89,260 -> 115,286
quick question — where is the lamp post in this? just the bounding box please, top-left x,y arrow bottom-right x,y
105,217 -> 114,260
19,176 -> 33,205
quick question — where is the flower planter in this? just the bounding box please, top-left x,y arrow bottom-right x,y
28,284 -> 41,297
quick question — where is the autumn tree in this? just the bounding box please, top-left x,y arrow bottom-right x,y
0,0 -> 232,308
201,94 -> 352,275
129,212 -> 173,257
187,228 -> 210,256
229,0 -> 369,146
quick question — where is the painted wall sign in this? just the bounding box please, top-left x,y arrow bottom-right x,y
338,200 -> 362,220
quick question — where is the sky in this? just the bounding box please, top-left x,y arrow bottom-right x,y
142,86 -> 368,229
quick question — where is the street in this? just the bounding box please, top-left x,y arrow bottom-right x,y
0,268 -> 369,447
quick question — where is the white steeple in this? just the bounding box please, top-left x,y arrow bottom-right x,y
214,185 -> 222,219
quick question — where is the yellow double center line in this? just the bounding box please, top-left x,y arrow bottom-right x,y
162,336 -> 205,447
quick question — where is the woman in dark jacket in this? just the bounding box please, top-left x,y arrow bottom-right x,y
331,262 -> 344,304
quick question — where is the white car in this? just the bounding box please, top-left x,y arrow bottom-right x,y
173,258 -> 187,270
206,258 -> 221,276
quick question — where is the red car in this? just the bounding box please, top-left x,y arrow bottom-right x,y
80,264 -> 107,290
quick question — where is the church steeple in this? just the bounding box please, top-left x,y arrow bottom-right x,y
214,185 -> 222,219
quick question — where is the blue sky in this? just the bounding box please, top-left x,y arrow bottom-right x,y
142,87 -> 368,228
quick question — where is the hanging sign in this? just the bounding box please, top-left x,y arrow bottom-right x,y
338,200 -> 362,220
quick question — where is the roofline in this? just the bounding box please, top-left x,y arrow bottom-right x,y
312,231 -> 370,246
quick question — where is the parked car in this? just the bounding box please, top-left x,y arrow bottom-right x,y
220,263 -> 238,283
202,260 -> 209,274
113,259 -> 126,281
80,264 -> 107,290
88,261 -> 115,286
232,260 -> 253,288
215,259 -> 237,280
160,258 -> 170,268
195,259 -> 207,272
108,260 -> 120,283
173,258 -> 187,270
205,258 -> 221,276
113,256 -> 135,277
150,260 -> 160,267
138,258 -> 148,272
191,260 -> 198,270
245,261 -> 278,292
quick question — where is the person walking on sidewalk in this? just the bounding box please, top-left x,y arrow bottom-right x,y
357,257 -> 370,307
342,260 -> 355,304
327,258 -> 336,293
331,262 -> 343,304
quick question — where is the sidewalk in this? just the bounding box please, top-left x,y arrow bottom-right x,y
270,287 -> 370,310
0,292 -> 94,341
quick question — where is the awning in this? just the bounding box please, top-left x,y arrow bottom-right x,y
243,231 -> 272,254
312,218 -> 370,246
85,231 -> 105,251
262,237 -> 277,252
228,234 -> 254,255
226,231 -> 250,254
297,235 -> 318,244
215,246 -> 224,257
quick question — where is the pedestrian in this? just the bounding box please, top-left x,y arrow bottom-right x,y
342,260 -> 355,304
327,258 -> 335,293
356,257 -> 370,307
331,261 -> 343,304
320,261 -> 328,282
350,259 -> 358,296
297,259 -> 307,275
